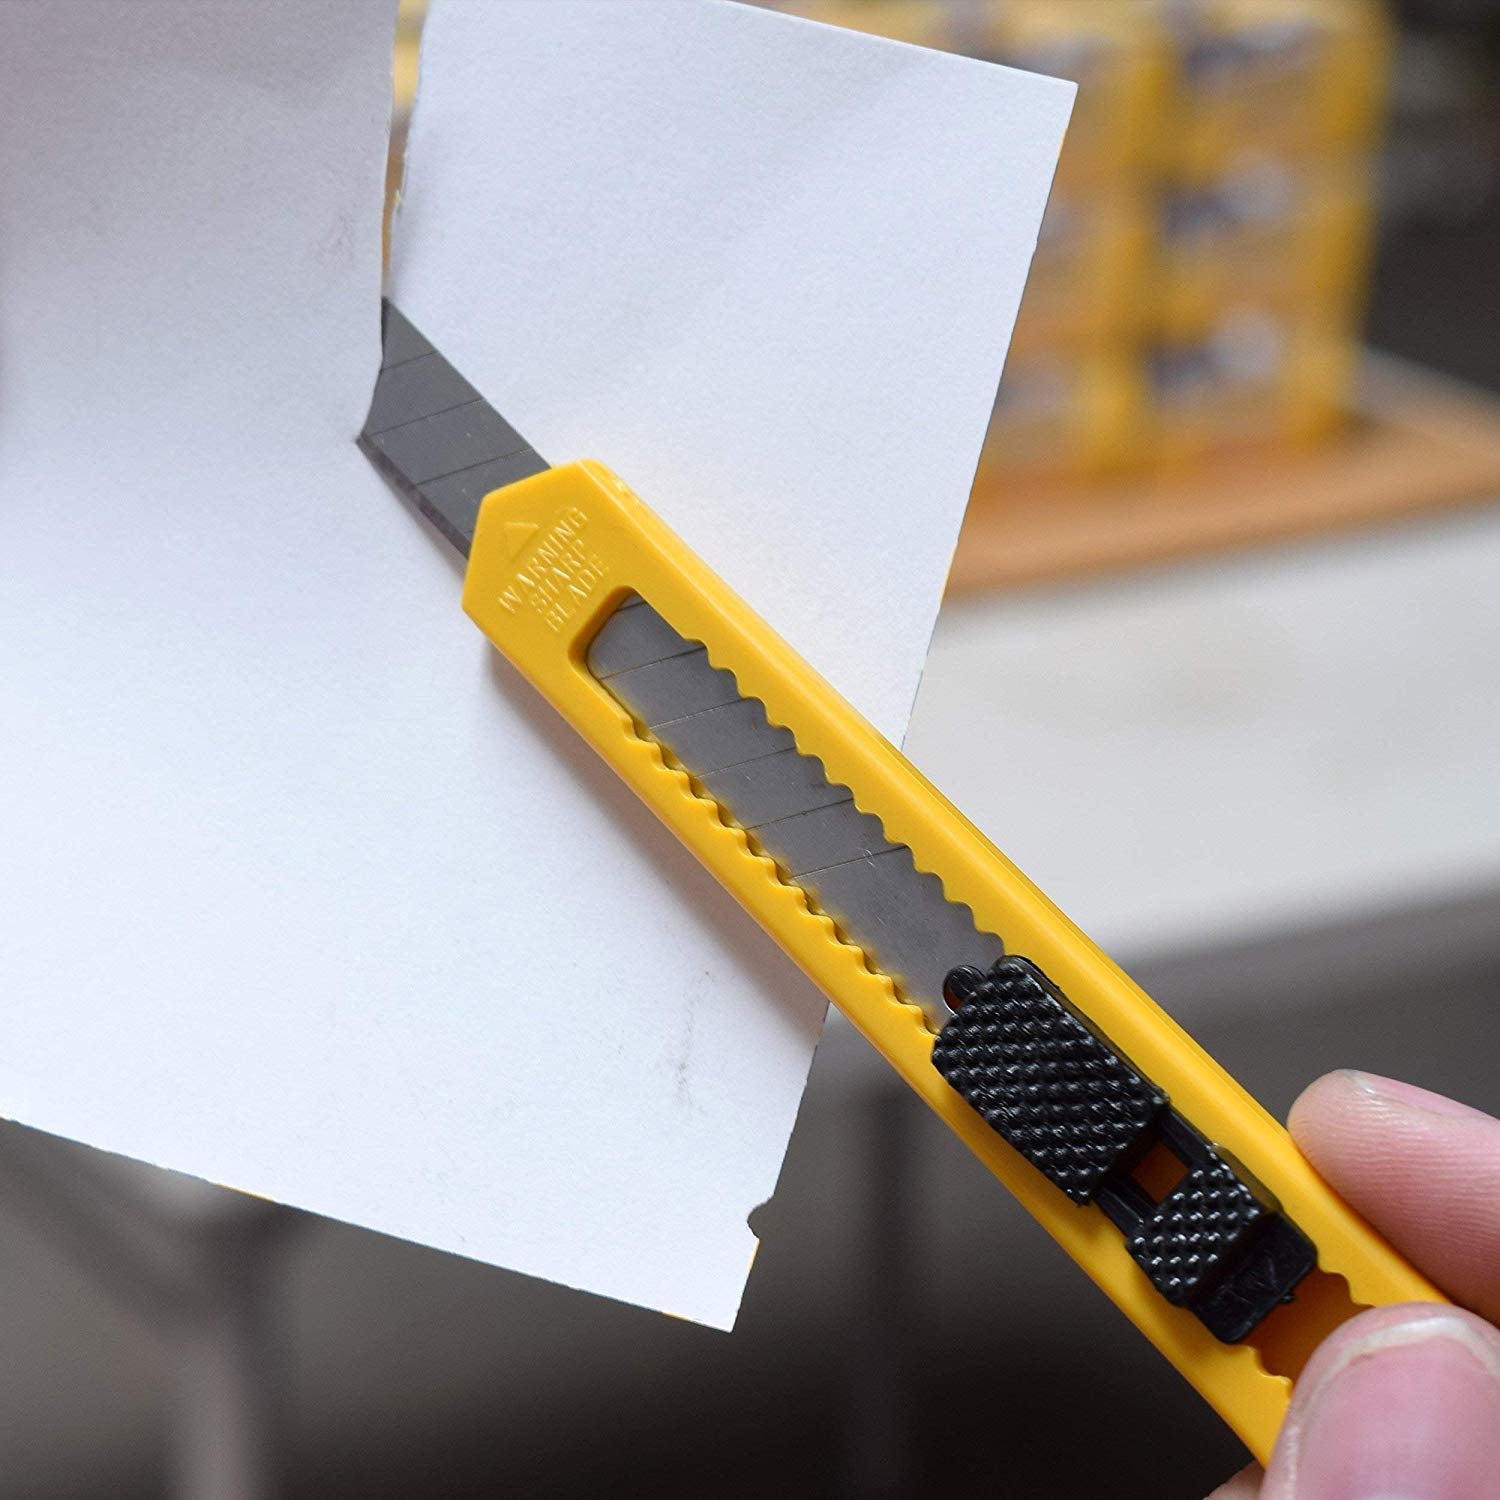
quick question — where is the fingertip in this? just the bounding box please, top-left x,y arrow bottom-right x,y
1287,1068 -> 1365,1144
1291,1069 -> 1494,1142
1343,1070 -> 1497,1122
1288,1071 -> 1500,1323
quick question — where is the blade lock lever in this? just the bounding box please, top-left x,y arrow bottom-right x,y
934,957 -> 1317,1342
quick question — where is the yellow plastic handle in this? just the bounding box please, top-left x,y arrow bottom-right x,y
462,459 -> 1443,1463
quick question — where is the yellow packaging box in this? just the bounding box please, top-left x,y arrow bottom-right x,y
1153,160 -> 1376,338
1164,0 -> 1390,179
1012,187 -> 1156,356
978,0 -> 1173,191
979,351 -> 1146,482
1145,313 -> 1355,467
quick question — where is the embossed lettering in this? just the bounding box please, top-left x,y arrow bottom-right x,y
498,506 -> 609,630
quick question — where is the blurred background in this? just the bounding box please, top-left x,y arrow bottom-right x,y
3,1 -> 1498,1494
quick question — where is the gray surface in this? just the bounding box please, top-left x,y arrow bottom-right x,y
588,599 -> 1005,1029
357,302 -> 548,555
0,884 -> 1493,1499
907,499 -> 1500,964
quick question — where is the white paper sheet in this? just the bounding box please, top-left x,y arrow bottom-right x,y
0,0 -> 1069,1327
394,0 -> 1074,737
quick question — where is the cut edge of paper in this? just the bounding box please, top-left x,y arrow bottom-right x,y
0,0 -> 1074,1338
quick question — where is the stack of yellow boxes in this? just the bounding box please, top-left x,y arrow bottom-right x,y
763,0 -> 1391,484
973,1 -> 1167,480
1140,0 -> 1389,470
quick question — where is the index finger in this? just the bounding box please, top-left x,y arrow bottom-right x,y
1289,1070 -> 1500,1323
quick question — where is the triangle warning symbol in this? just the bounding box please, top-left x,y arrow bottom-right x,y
503,521 -> 538,558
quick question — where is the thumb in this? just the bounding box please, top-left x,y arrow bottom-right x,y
1204,1072 -> 1500,1499
1259,1302 -> 1500,1499
1205,1465 -> 1262,1497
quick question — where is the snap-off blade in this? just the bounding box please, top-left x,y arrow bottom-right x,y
588,599 -> 1004,1030
359,301 -> 549,557
359,302 -> 1001,1029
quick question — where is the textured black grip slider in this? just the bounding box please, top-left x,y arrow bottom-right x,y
1091,1112 -> 1316,1341
933,957 -> 1316,1343
933,957 -> 1167,1202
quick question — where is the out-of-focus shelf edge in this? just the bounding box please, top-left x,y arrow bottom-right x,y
950,353 -> 1500,597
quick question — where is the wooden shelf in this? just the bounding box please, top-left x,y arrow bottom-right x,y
949,355 -> 1500,596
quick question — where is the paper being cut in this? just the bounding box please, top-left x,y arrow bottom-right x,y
0,0 -> 1070,1326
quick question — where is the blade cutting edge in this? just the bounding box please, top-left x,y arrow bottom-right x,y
358,300 -> 550,556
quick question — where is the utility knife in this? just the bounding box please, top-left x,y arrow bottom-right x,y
359,301 -> 1441,1465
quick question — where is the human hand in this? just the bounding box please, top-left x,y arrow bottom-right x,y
1208,1071 -> 1500,1499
